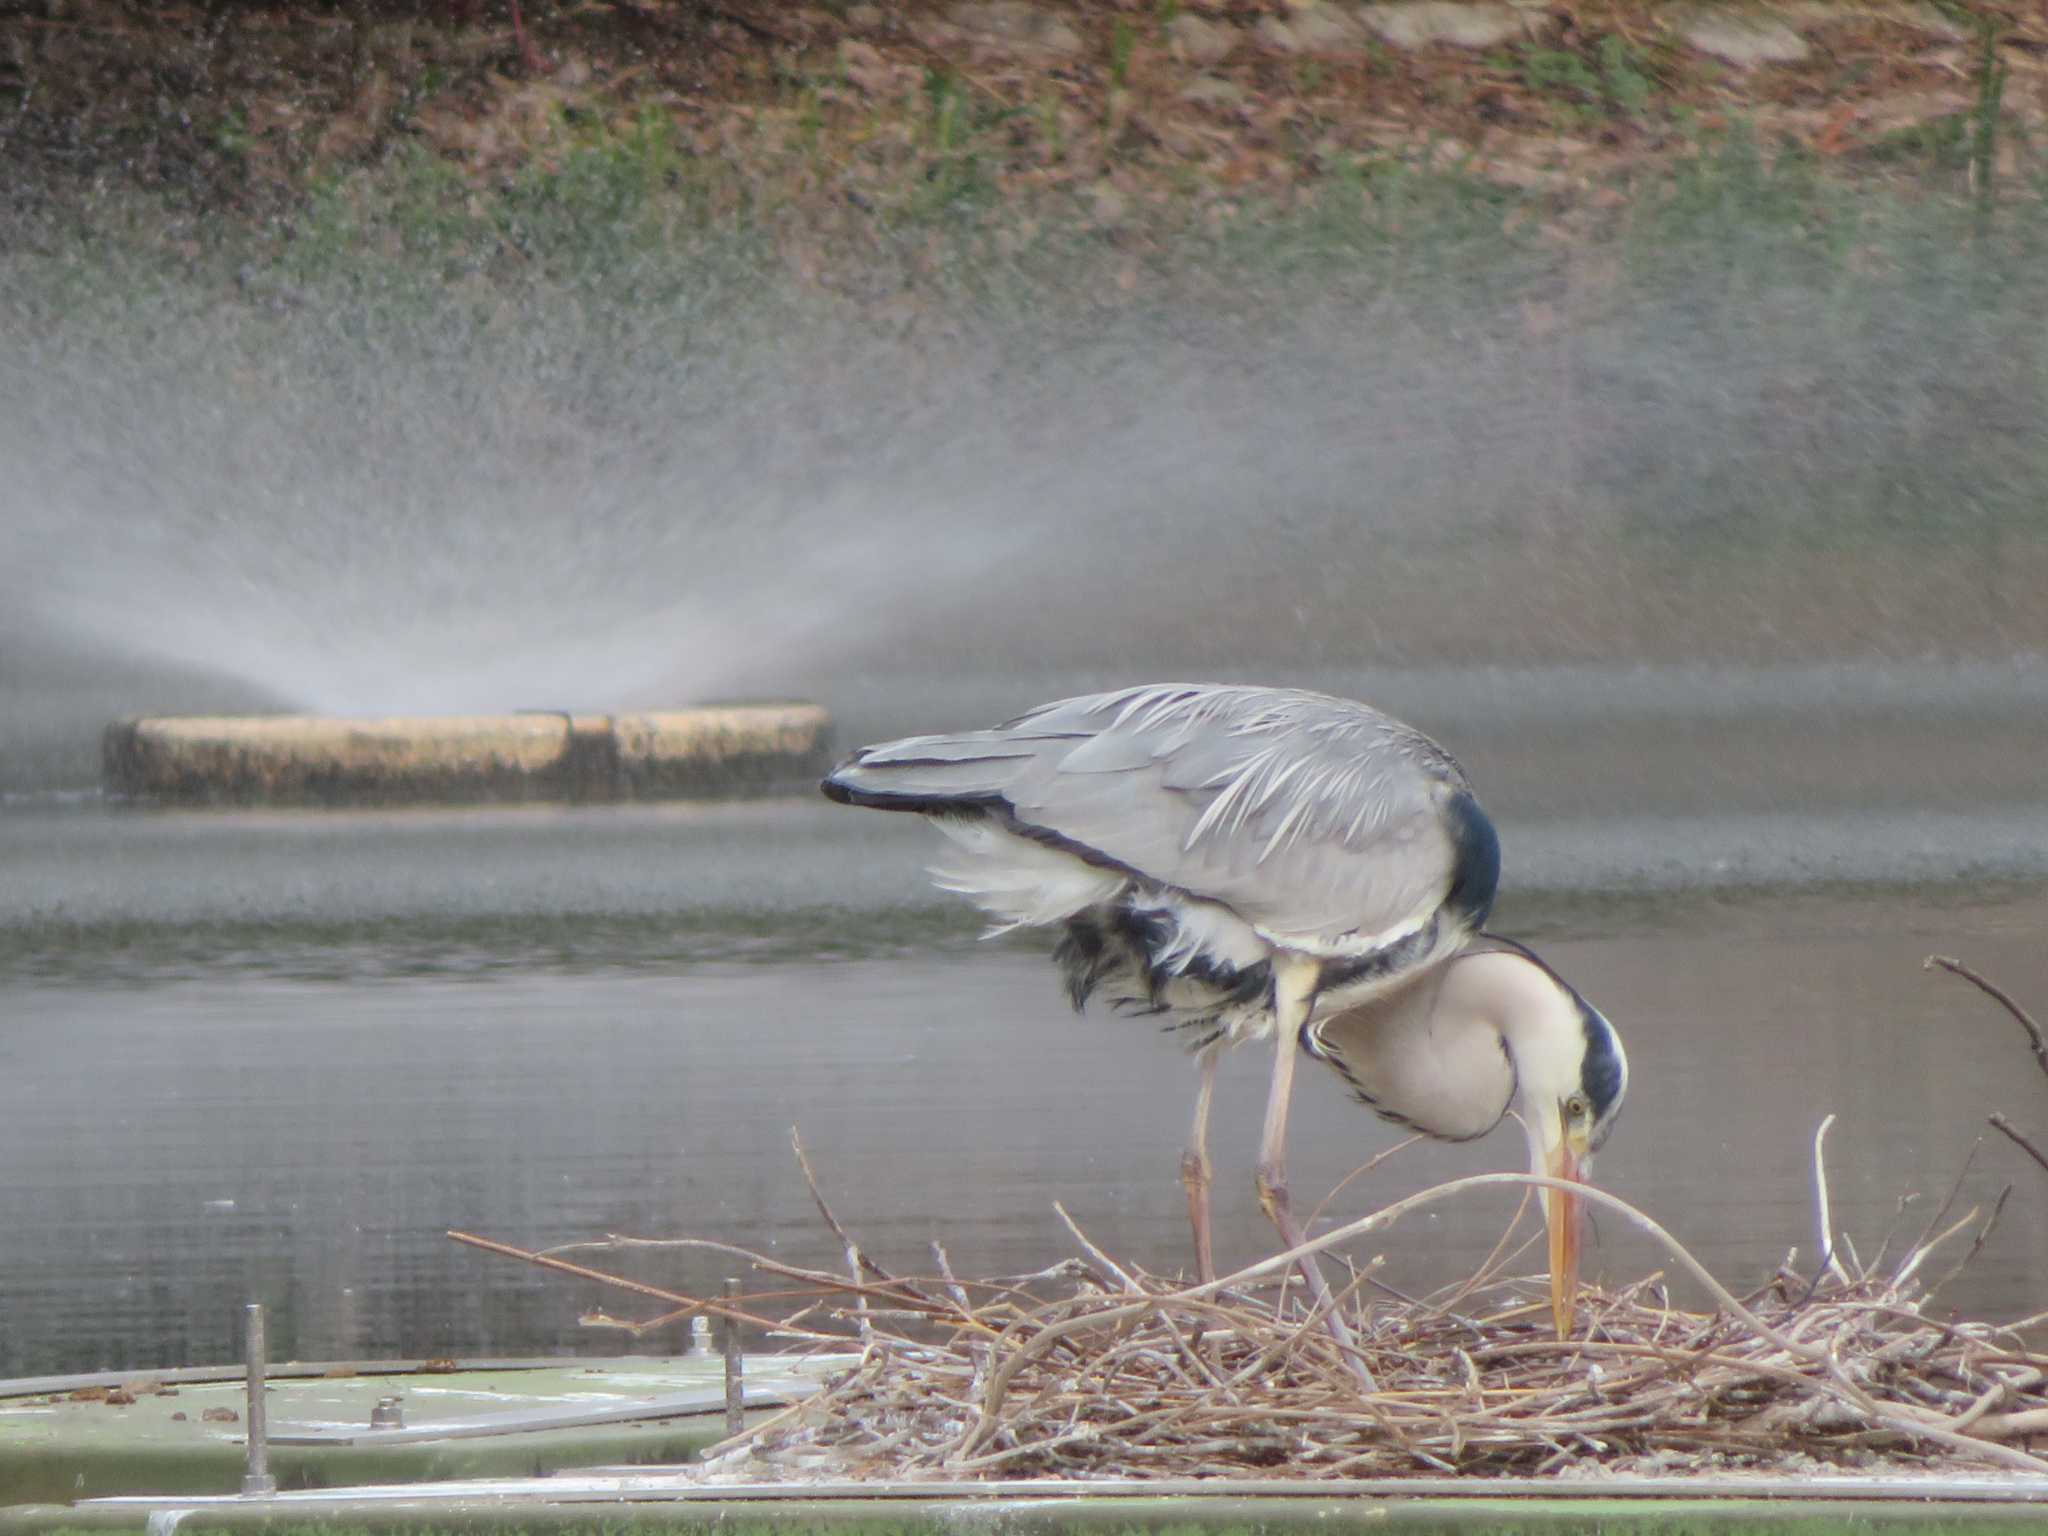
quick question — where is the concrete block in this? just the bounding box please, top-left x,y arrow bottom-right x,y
613,704 -> 834,798
101,704 -> 834,806
101,714 -> 573,806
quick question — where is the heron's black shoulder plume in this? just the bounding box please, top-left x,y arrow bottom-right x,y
1441,788 -> 1500,930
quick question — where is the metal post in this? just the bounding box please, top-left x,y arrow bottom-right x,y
722,1276 -> 744,1438
242,1303 -> 276,1495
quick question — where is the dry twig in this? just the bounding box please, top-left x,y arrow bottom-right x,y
1926,955 -> 2048,1183
1990,1114 -> 2048,1178
1926,954 -> 2048,1081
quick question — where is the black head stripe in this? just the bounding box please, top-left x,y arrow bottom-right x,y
1579,1000 -> 1627,1145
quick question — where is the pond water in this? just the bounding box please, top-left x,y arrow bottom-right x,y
5,781 -> 2047,1380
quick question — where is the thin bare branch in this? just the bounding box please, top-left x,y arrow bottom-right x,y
1926,954 -> 2048,1081
1990,1112 -> 2048,1177
792,1126 -> 900,1287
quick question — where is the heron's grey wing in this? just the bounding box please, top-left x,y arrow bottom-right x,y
823,683 -> 1490,953
819,711 -> 1098,809
996,685 -> 1488,953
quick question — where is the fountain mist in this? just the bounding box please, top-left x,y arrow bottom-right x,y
4,196 -> 2044,792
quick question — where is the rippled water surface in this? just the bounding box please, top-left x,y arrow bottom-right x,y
6,784 -> 2048,1379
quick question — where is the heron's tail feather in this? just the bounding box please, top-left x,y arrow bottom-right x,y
819,731 -> 1046,813
927,819 -> 1125,932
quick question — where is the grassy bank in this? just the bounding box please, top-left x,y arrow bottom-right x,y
9,118 -> 2044,545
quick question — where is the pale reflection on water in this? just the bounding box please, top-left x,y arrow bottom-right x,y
5,885 -> 2045,1379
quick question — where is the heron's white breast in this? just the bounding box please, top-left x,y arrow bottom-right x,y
1306,973 -> 1516,1141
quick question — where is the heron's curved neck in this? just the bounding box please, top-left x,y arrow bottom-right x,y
1306,949 -> 1584,1145
1450,956 -> 1586,1255
1442,952 -> 1583,1119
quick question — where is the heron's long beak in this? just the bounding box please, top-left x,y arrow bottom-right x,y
1543,1134 -> 1590,1340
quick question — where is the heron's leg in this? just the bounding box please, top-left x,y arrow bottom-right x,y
1257,954 -> 1377,1390
1180,1044 -> 1220,1284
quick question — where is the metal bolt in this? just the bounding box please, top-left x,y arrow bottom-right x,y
369,1395 -> 404,1429
242,1303 -> 276,1496
688,1314 -> 713,1357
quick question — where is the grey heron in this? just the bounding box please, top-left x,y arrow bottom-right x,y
821,683 -> 1628,1349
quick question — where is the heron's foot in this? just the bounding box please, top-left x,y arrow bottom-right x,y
1180,1149 -> 1216,1285
1253,1160 -> 1289,1229
1255,1160 -> 1378,1393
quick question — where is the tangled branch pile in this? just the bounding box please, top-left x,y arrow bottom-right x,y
463,1151 -> 2044,1481
688,1178 -> 2046,1482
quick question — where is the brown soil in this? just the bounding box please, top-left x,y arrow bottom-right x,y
5,1 -> 2044,227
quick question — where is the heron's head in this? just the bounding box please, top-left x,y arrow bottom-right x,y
1492,953 -> 1628,1341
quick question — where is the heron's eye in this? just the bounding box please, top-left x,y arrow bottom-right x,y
1565,1093 -> 1589,1122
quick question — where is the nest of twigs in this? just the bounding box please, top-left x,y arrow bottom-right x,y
455,958 -> 2048,1483
461,1131 -> 2048,1483
711,1171 -> 2047,1481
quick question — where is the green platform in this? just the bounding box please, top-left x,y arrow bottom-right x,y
7,1358 -> 2045,1535
0,1356 -> 843,1508
5,1483 -> 2048,1536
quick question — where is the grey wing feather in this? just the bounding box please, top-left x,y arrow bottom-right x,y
829,684 -> 1474,954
